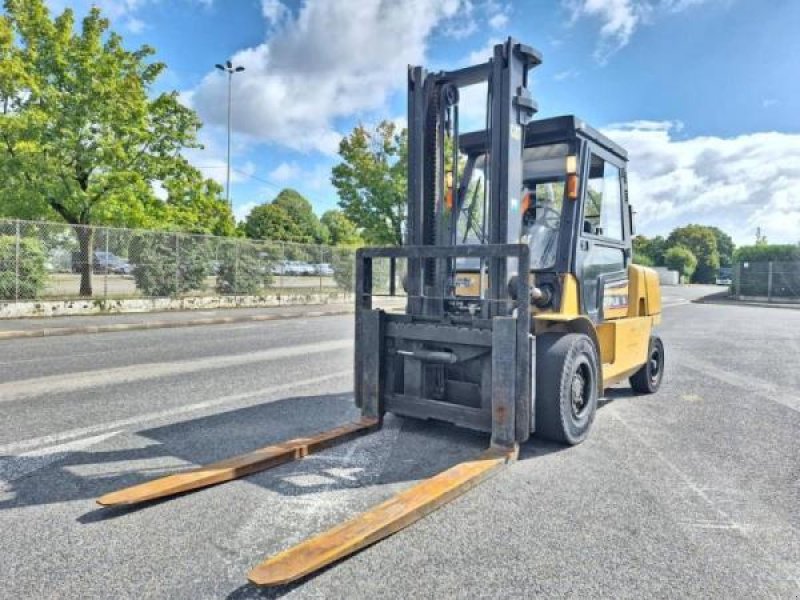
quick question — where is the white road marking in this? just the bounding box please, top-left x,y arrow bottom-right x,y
676,354 -> 800,413
0,338 -> 352,403
0,370 -> 352,455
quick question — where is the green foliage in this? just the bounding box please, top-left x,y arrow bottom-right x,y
332,121 -> 406,245
244,203 -> 307,243
0,235 -> 47,298
130,233 -> 209,297
707,226 -> 734,267
632,253 -> 655,267
321,210 -> 362,246
330,247 -> 356,292
633,234 -> 667,266
215,241 -> 266,295
0,0 -> 234,294
734,244 -> 800,263
242,188 -> 326,244
664,246 -> 697,281
666,225 -> 719,283
272,189 -> 328,244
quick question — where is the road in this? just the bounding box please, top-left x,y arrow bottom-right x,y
1,286 -> 798,599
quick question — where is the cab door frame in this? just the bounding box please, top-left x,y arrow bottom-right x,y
573,141 -> 631,323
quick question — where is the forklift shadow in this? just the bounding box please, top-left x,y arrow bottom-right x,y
0,392 -> 357,515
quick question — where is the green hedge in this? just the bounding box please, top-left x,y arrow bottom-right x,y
215,242 -> 269,295
130,234 -> 210,297
0,235 -> 48,299
734,244 -> 800,263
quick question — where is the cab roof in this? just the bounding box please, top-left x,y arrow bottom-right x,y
459,115 -> 628,161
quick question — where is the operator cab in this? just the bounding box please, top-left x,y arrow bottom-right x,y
455,115 -> 631,322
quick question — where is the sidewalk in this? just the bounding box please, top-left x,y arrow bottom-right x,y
0,303 -> 355,340
693,291 -> 800,310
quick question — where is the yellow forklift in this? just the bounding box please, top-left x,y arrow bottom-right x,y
98,37 -> 664,586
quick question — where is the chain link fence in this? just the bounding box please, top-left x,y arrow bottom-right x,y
0,219 -> 405,303
734,261 -> 800,300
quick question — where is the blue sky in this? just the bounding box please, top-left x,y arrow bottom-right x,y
46,0 -> 800,243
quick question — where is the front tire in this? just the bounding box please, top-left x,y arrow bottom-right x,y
629,335 -> 664,394
535,333 -> 599,445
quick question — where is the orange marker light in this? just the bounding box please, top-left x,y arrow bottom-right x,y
567,174 -> 579,199
521,192 -> 531,213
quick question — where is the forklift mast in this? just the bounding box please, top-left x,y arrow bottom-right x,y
405,38 -> 542,318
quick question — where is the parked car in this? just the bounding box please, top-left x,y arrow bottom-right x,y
313,263 -> 335,276
271,260 -> 316,276
716,267 -> 732,286
71,251 -> 133,275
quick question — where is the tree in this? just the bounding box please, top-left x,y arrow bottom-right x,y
130,233 -> 209,297
664,246 -> 697,282
667,225 -> 719,283
321,210 -> 363,246
633,234 -> 667,266
0,0 -> 234,295
0,235 -> 47,299
332,121 -> 406,245
243,203 -> 308,243
708,226 -> 735,267
272,188 -> 328,243
215,240 -> 266,295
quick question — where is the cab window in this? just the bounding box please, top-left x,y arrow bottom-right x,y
584,154 -> 623,241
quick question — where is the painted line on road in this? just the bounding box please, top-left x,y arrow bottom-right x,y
0,339 -> 352,404
0,370 -> 352,455
675,354 -> 800,413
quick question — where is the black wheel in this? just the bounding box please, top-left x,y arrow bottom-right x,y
629,335 -> 664,394
535,333 -> 599,445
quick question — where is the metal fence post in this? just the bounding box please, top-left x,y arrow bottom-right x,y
234,239 -> 240,295
175,234 -> 180,297
734,262 -> 741,297
14,220 -> 20,303
767,261 -> 773,302
319,245 -> 323,291
104,227 -> 109,299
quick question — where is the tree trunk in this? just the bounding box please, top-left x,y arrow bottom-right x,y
76,226 -> 94,297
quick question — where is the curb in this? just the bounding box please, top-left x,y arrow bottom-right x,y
0,308 -> 354,341
692,296 -> 800,311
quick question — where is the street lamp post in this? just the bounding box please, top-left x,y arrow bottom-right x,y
215,60 -> 245,210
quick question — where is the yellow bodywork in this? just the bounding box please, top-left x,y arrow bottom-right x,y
454,264 -> 661,389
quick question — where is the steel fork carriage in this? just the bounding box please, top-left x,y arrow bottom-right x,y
355,243 -> 532,451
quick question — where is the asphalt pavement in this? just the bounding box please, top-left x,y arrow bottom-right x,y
0,285 -> 798,599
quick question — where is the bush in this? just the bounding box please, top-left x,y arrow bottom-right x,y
734,244 -> 800,263
632,253 -> 655,267
215,242 -> 266,295
130,233 -> 210,297
331,247 -> 356,292
664,246 -> 697,282
0,235 -> 48,299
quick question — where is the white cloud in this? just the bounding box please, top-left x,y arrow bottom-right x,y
234,201 -> 257,223
189,0 -> 466,155
603,121 -> 800,244
489,12 -> 509,29
565,0 -> 717,62
269,162 -> 301,182
125,17 -> 146,33
553,68 -> 580,81
261,0 -> 288,25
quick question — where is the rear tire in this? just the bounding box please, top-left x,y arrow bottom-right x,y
535,333 -> 599,445
629,335 -> 664,394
